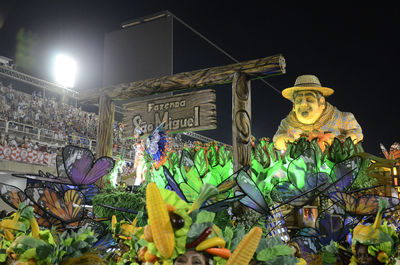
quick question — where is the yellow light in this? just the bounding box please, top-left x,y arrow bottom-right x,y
394,167 -> 398,176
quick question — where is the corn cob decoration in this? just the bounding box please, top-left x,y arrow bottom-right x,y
29,215 -> 40,239
225,226 -> 262,265
146,182 -> 175,259
352,199 -> 388,244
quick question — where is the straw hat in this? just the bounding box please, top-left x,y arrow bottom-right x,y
282,75 -> 334,100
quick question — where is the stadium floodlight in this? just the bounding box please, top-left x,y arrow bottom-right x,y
54,54 -> 77,88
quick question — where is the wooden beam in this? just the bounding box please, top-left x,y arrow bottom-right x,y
96,95 -> 115,158
79,54 -> 285,103
232,72 -> 251,171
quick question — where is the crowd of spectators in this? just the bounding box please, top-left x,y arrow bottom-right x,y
0,81 -> 99,143
0,81 -> 131,157
0,132 -> 60,154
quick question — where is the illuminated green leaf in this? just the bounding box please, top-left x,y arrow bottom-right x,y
207,145 -> 219,167
194,149 -> 208,177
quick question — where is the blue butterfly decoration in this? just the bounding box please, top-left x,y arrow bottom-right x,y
235,168 -> 269,215
94,233 -> 118,255
293,208 -> 358,265
295,210 -> 359,247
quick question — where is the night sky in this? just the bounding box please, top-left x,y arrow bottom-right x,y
1,1 -> 399,155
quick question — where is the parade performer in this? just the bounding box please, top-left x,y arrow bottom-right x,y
133,127 -> 147,186
146,120 -> 169,169
273,74 -> 363,150
132,121 -> 169,185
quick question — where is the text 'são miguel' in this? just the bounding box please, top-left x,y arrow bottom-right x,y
132,99 -> 200,134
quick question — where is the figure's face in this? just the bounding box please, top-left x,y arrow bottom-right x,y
356,244 -> 381,265
174,251 -> 208,265
293,91 -> 325,125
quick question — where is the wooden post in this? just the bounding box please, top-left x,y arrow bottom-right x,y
232,72 -> 251,171
96,95 -> 115,158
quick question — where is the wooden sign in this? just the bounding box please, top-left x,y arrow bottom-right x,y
122,89 -> 216,136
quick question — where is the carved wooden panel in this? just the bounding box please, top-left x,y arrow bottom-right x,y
122,89 -> 216,137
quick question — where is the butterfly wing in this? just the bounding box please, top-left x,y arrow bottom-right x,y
79,218 -> 107,236
389,142 -> 400,160
329,192 -> 357,214
293,235 -> 322,265
0,182 -> 29,209
270,181 -> 311,207
330,192 -> 400,216
326,156 -> 362,193
293,235 -> 321,256
36,212 -> 65,231
236,192 -> 267,214
98,204 -> 141,215
236,169 -> 269,214
36,170 -> 75,193
63,145 -> 94,184
296,227 -> 320,239
12,173 -> 73,185
315,212 -> 348,246
56,154 -> 68,179
94,233 -> 118,253
81,157 -> 115,185
163,166 -> 187,202
78,185 -> 100,205
25,187 -> 86,224
200,194 -> 245,212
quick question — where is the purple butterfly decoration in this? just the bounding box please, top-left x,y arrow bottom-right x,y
63,145 -> 115,186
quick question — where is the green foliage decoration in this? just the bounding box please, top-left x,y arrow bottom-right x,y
92,187 -> 146,226
147,136 -> 379,213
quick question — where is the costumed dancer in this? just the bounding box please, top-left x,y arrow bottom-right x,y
146,120 -> 169,169
350,199 -> 399,265
133,127 -> 147,186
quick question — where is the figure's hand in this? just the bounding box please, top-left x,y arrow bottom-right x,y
345,132 -> 362,143
274,135 -> 295,150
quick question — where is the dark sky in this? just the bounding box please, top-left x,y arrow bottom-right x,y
0,1 -> 399,155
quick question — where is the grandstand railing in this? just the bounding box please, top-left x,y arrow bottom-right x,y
0,118 -> 134,160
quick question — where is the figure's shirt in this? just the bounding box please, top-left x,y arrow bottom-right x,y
273,103 -> 363,142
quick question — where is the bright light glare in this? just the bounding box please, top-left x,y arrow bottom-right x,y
54,54 -> 77,88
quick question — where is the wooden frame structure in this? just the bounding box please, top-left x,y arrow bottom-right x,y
79,54 -> 286,173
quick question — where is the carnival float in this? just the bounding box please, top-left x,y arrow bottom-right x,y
1,54 -> 400,265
